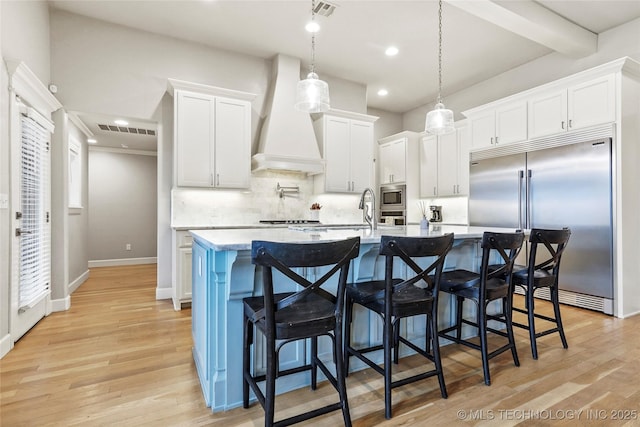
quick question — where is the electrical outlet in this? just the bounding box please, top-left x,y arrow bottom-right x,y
125,243 -> 131,251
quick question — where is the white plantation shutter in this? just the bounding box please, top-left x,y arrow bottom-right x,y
19,110 -> 51,311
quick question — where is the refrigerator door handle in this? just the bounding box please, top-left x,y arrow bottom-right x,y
526,169 -> 532,229
518,170 -> 524,230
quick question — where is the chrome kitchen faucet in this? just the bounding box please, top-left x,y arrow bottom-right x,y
359,188 -> 377,230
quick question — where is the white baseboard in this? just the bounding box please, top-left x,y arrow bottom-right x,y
88,257 -> 157,268
50,295 -> 71,312
0,333 -> 13,359
68,269 -> 90,294
156,286 -> 172,300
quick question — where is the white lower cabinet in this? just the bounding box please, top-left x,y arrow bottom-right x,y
172,230 -> 193,310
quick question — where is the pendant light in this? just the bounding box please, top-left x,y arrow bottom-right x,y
425,0 -> 455,135
295,0 -> 330,113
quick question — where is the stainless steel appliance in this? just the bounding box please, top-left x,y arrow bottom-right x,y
429,205 -> 442,222
379,210 -> 406,226
468,133 -> 614,314
379,184 -> 405,211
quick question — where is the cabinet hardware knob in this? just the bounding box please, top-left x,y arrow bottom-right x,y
569,119 -> 573,128
561,121 -> 565,129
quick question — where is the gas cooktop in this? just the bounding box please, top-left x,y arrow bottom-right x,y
259,219 -> 321,225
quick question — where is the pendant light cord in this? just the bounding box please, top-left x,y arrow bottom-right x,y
437,0 -> 443,105
310,0 -> 316,74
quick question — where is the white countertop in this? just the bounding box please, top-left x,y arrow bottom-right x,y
190,224 -> 521,251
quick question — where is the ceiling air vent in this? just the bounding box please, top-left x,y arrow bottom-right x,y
97,123 -> 156,136
313,1 -> 337,17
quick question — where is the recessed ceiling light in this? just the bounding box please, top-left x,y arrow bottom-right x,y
87,138 -> 97,144
385,46 -> 399,56
377,89 -> 389,96
114,119 -> 129,126
305,21 -> 320,33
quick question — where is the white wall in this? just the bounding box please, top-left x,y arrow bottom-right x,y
1,0 -> 50,86
88,149 -> 157,262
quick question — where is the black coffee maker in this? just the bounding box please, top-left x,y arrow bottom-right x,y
429,205 -> 442,222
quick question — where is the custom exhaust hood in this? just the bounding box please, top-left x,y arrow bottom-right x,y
252,54 -> 325,175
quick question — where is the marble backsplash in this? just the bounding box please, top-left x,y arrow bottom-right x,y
171,170 -> 365,226
172,170 -> 469,227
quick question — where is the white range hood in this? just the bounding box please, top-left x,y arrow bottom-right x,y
252,54 -> 325,175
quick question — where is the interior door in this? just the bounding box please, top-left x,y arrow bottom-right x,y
10,105 -> 52,341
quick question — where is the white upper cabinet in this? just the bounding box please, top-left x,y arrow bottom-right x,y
314,110 -> 378,194
419,135 -> 438,198
495,102 -> 528,145
529,74 -> 615,140
168,80 -> 255,189
438,122 -> 470,197
419,121 -> 469,198
568,74 -> 616,130
378,138 -> 407,184
468,100 -> 527,149
464,61 -> 623,149
528,89 -> 567,139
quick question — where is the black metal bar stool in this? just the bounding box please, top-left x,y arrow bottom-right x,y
242,237 -> 360,427
510,227 -> 571,359
343,234 -> 454,419
438,231 -> 524,386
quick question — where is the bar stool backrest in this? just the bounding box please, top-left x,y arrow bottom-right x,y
251,237 -> 361,333
379,234 -> 454,297
527,228 -> 571,286
481,231 -> 525,288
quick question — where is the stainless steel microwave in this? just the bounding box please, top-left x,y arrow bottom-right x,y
379,184 -> 406,210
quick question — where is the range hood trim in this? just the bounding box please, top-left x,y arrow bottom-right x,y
252,153 -> 325,175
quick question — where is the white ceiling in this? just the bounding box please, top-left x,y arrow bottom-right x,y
49,0 -> 640,151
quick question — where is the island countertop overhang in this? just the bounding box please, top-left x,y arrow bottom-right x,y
190,225 -> 523,251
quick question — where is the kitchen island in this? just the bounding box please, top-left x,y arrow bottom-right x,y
190,224 -> 519,412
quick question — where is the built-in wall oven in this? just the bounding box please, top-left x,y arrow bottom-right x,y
379,184 -> 406,225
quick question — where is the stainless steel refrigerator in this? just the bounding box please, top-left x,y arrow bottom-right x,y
468,135 -> 613,314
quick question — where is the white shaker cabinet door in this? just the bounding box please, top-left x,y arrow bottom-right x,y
528,89 -> 568,140
323,116 -> 352,193
419,136 -> 438,198
495,101 -> 527,145
436,131 -> 458,197
214,97 -> 251,189
568,74 -> 616,130
469,110 -> 496,149
349,120 -> 374,193
176,91 -> 214,187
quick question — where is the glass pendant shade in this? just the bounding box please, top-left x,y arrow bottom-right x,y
425,102 -> 455,135
295,72 -> 330,113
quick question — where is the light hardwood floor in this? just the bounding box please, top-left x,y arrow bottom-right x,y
2,265 -> 639,426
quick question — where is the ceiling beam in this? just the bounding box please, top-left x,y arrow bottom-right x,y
445,0 -> 597,57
